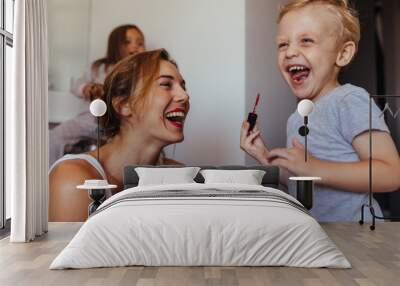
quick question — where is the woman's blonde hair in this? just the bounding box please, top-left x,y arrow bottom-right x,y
278,0 -> 360,49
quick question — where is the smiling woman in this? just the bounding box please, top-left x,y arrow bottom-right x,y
49,49 -> 189,222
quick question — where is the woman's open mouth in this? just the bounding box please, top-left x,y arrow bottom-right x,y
287,64 -> 310,86
165,108 -> 186,129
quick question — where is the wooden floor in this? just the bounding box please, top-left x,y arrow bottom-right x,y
0,222 -> 399,286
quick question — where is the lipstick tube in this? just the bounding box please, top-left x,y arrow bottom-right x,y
247,112 -> 258,132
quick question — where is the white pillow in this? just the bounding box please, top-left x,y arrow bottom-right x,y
135,167 -> 201,186
200,169 -> 266,185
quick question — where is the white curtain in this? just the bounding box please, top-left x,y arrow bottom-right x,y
7,0 -> 49,242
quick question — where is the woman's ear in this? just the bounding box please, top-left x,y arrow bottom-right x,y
112,97 -> 132,116
336,41 -> 356,67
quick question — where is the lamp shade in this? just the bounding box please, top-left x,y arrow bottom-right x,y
297,99 -> 314,117
90,99 -> 107,117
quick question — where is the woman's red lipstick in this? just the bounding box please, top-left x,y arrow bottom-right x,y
169,121 -> 183,128
166,107 -> 185,113
165,107 -> 186,129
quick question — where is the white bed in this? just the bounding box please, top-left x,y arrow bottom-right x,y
50,183 -> 350,269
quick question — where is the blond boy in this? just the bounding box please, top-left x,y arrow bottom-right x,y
240,0 -> 400,221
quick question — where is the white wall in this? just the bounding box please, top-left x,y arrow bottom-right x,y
245,0 -> 296,165
47,0 -> 91,123
89,0 -> 246,165
47,0 -> 91,91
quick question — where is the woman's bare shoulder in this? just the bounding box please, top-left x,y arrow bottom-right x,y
49,159 -> 99,222
49,159 -> 102,187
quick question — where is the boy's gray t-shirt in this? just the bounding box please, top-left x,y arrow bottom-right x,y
286,84 -> 389,221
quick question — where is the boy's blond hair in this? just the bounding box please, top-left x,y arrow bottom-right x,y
278,0 -> 360,49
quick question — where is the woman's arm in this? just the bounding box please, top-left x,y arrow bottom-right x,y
70,69 -> 94,100
49,160 -> 102,222
268,131 -> 400,193
71,64 -> 108,100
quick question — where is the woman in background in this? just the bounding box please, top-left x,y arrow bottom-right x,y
49,24 -> 146,165
49,49 -> 189,222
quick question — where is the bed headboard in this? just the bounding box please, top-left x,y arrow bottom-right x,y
123,165 -> 280,189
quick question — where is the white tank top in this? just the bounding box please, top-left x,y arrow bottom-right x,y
49,154 -> 113,198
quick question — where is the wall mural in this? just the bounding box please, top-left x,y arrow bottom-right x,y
47,0 -> 400,225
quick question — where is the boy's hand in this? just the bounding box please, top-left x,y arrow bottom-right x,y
240,121 -> 269,164
267,138 -> 315,175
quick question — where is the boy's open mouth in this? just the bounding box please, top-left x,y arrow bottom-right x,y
287,65 -> 310,85
165,108 -> 186,129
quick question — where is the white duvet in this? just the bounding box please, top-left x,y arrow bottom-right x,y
50,183 -> 350,269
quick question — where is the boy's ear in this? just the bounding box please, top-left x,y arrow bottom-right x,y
112,97 -> 132,116
336,41 -> 356,67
